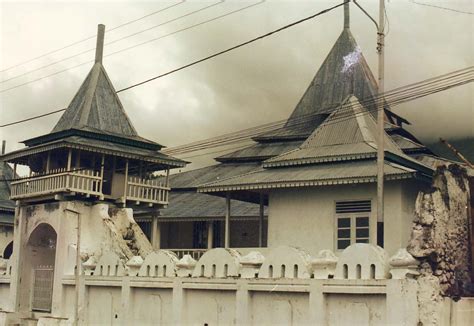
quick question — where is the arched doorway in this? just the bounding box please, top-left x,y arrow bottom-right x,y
3,241 -> 13,259
21,223 -> 57,313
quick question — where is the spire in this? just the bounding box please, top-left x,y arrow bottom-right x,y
51,23 -> 139,138
344,1 -> 350,29
95,24 -> 105,64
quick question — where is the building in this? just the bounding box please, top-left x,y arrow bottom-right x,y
0,25 -> 185,320
0,3 -> 472,325
157,1 -> 433,258
199,96 -> 433,256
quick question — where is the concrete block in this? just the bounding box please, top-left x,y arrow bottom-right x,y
335,243 -> 389,279
258,246 -> 312,279
176,255 -> 196,277
240,251 -> 265,279
389,248 -> 419,279
192,248 -> 241,278
311,249 -> 338,279
94,251 -> 125,276
126,256 -> 143,276
138,250 -> 178,277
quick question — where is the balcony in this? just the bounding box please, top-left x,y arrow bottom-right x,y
10,169 -> 170,207
126,176 -> 170,205
11,168 -> 102,200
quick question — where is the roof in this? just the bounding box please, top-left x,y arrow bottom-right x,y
257,26 -> 381,141
215,141 -> 302,163
169,163 -> 261,189
158,191 -> 267,221
263,96 -> 404,167
199,97 -> 433,193
2,136 -> 186,168
198,160 -> 419,192
53,62 -> 137,138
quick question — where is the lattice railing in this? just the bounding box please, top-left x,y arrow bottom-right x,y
10,168 -> 102,200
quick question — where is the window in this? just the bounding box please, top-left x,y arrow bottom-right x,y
336,200 -> 371,250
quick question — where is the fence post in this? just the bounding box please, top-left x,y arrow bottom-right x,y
235,280 -> 251,325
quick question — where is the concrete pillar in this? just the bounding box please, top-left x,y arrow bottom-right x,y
225,193 -> 231,249
9,206 -> 26,312
386,279 -> 419,325
235,281 -> 251,325
151,216 -> 160,250
172,279 -> 184,325
120,276 -> 131,325
207,221 -> 214,249
308,281 -> 325,325
259,194 -> 264,247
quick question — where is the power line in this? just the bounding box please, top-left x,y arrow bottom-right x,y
116,0 -> 348,93
0,1 -> 347,123
163,67 -> 473,155
0,0 -> 225,85
409,0 -> 473,15
0,0 -> 264,93
0,1 -> 186,74
2,68 -> 472,173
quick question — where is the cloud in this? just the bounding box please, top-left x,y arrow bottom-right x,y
1,0 -> 472,168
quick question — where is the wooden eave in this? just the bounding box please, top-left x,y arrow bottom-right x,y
1,138 -> 186,168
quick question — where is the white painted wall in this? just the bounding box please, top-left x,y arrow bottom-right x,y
268,180 -> 424,256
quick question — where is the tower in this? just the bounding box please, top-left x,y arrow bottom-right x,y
0,25 -> 185,320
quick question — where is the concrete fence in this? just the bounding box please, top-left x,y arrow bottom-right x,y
1,245 -> 473,325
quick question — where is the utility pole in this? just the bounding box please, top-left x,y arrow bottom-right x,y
376,0 -> 385,232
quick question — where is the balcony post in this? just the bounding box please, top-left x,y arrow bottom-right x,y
151,216 -> 160,250
123,159 -> 129,202
165,169 -> 170,186
66,148 -> 72,188
225,193 -> 230,249
259,193 -> 264,247
46,151 -> 51,173
207,221 -> 214,249
13,163 -> 17,179
99,154 -> 105,194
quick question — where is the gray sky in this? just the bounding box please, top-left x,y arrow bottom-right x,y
0,0 -> 473,171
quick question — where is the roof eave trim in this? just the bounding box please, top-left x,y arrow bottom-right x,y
263,153 -> 377,168
198,173 -> 415,193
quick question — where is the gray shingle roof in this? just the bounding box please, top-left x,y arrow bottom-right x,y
159,191 -> 266,220
264,96 -> 404,167
169,163 -> 261,189
198,161 -> 418,192
257,28 -> 380,141
215,141 -> 302,163
52,62 -> 137,138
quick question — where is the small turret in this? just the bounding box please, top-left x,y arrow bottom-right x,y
1,25 -> 186,207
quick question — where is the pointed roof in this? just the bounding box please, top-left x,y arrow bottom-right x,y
51,62 -> 138,138
264,96 -> 403,167
254,4 -> 380,141
198,97 -> 433,193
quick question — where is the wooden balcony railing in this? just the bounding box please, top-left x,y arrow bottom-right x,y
126,176 -> 170,205
10,168 -> 102,200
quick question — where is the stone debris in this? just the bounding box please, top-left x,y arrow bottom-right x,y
408,164 -> 471,297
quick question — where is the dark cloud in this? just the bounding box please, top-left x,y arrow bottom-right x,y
1,0 -> 472,171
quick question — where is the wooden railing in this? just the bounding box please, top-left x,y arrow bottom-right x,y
10,168 -> 102,200
168,249 -> 207,260
127,176 -> 170,205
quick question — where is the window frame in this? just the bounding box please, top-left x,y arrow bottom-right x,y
334,200 -> 372,251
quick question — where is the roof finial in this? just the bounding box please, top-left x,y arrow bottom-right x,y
95,24 -> 105,64
344,1 -> 350,29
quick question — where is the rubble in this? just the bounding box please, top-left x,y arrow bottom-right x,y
408,164 -> 471,297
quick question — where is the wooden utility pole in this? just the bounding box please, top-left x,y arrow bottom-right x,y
376,0 -> 386,229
